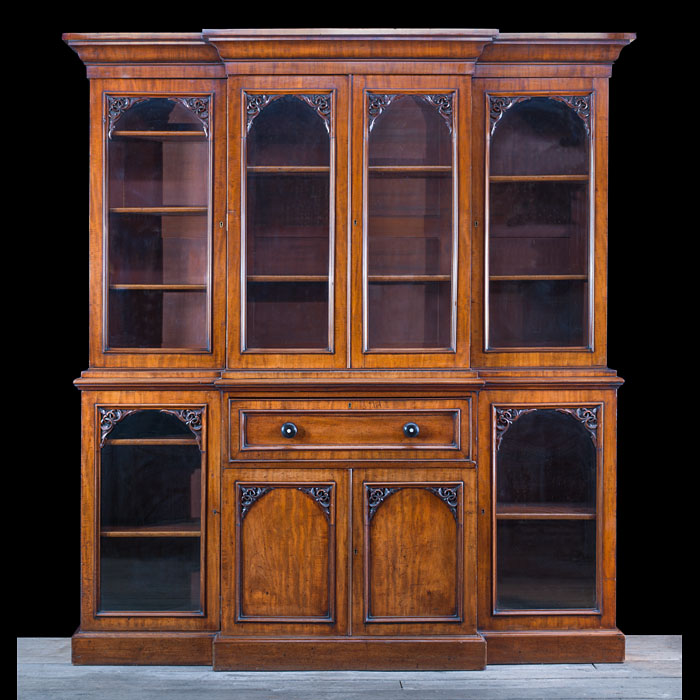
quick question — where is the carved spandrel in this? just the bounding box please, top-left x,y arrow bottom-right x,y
176,96 -> 211,138
239,486 -> 274,520
366,486 -> 401,521
421,94 -> 454,134
297,485 -> 333,517
238,484 -> 334,521
98,408 -> 137,446
245,93 -> 332,133
106,95 -> 210,139
488,94 -> 592,136
495,405 -> 600,450
367,93 -> 454,133
426,486 -> 461,520
160,408 -> 205,447
366,484 -> 462,521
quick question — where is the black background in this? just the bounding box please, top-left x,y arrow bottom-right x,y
17,10 -> 679,638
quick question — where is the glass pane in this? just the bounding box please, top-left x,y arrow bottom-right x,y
496,520 -> 597,610
495,408 -> 598,611
497,409 -> 596,507
244,94 -> 331,350
100,537 -> 201,612
366,94 -> 454,351
106,97 -> 210,350
99,410 -> 202,613
488,96 -> 590,349
490,97 -> 588,176
489,280 -> 588,348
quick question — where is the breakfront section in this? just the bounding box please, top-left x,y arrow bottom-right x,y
72,391 -> 222,665
471,75 -> 610,368
475,387 -> 623,662
64,29 -> 634,669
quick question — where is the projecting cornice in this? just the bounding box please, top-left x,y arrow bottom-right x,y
63,30 -> 635,77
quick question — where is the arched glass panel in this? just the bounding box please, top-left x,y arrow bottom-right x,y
106,97 -> 210,351
244,94 -> 332,350
487,96 -> 591,350
365,94 -> 455,351
495,408 -> 598,611
98,409 -> 203,613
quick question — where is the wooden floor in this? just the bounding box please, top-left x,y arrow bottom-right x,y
17,635 -> 681,699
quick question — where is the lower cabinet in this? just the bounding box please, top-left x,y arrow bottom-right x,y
72,388 -> 622,667
215,464 -> 484,669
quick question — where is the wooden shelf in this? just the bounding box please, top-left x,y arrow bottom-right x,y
497,504 -> 596,520
103,438 -> 198,446
101,523 -> 201,538
490,174 -> 589,182
368,274 -> 452,282
369,165 -> 452,174
490,275 -> 588,282
109,284 -> 207,291
109,207 -> 208,214
112,130 -> 206,140
247,275 -> 328,282
247,166 -> 329,173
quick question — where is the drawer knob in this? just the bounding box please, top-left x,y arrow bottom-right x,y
281,422 -> 298,438
403,422 -> 420,438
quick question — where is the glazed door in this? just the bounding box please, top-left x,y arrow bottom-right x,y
221,467 -> 349,636
352,466 -> 477,635
79,390 -> 221,632
351,76 -> 471,368
91,79 -> 227,368
477,389 -> 619,632
227,76 -> 349,368
471,78 -> 608,367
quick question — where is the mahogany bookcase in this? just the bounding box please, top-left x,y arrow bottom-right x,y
62,28 -> 635,669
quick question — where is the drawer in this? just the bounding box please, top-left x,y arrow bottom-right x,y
229,399 -> 471,461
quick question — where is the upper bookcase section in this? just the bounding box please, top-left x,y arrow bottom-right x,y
63,30 -> 635,77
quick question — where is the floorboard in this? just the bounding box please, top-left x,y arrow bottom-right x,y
17,635 -> 682,700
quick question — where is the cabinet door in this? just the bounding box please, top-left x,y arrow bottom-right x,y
221,467 -> 349,636
91,79 -> 226,368
477,389 -> 618,632
79,391 -> 221,631
227,76 -> 349,368
352,466 -> 476,635
351,76 -> 471,368
471,78 -> 608,367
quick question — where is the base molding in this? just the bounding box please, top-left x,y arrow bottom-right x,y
482,629 -> 625,664
213,635 -> 487,670
71,629 -> 624,667
71,631 -> 214,665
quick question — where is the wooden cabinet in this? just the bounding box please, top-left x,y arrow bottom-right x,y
65,28 -> 634,669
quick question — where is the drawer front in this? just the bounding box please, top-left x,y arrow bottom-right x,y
229,399 -> 471,461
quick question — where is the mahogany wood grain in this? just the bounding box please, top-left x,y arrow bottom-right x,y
220,467 -> 349,637
352,466 -> 477,637
212,635 -> 487,670
483,629 -> 625,664
72,632 -> 214,665
229,398 -> 471,461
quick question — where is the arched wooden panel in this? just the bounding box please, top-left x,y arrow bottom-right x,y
364,484 -> 462,622
237,485 -> 334,621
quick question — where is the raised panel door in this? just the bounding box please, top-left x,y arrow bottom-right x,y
352,466 -> 477,636
221,468 -> 349,636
